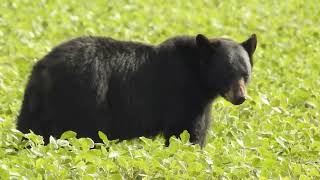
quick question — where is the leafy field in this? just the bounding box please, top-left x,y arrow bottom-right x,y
0,0 -> 320,179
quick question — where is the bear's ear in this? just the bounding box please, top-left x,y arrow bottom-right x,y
196,34 -> 210,48
241,34 -> 257,58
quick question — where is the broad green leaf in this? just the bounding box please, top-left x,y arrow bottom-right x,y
60,131 -> 77,140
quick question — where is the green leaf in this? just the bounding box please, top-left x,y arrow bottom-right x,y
98,131 -> 109,144
78,138 -> 95,150
60,131 -> 77,140
179,130 -> 190,144
0,166 -> 9,179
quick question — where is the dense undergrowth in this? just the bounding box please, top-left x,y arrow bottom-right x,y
0,0 -> 319,179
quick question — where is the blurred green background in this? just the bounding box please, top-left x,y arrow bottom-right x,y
0,0 -> 319,179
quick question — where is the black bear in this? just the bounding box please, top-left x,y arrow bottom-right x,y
17,33 -> 257,147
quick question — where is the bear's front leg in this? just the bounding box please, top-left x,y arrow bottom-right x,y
190,106 -> 212,148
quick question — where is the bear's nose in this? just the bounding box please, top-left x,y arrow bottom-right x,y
234,96 -> 246,105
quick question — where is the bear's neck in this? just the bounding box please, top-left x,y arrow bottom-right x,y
154,36 -> 219,105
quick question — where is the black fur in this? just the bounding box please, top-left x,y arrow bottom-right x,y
17,34 -> 257,147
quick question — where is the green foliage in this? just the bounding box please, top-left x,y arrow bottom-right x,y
0,0 -> 319,178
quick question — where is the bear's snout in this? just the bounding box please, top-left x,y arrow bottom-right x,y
233,95 -> 246,105
223,78 -> 247,105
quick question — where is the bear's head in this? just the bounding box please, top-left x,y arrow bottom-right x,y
196,34 -> 257,105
